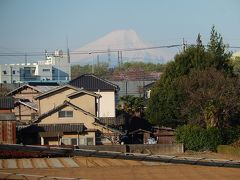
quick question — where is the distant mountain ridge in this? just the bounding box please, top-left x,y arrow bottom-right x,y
71,29 -> 174,65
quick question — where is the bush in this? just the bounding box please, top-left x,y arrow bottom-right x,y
176,125 -> 222,151
221,127 -> 240,145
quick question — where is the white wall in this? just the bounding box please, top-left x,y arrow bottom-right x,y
96,91 -> 116,117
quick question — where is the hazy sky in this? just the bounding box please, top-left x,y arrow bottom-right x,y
0,0 -> 240,63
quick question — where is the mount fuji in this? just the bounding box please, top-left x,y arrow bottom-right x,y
70,29 -> 175,65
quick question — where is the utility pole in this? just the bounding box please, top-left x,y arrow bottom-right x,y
183,38 -> 186,52
25,53 -> 27,65
120,51 -> 123,66
89,52 -> 94,74
97,55 -> 100,68
107,48 -> 111,66
117,51 -> 120,67
10,66 -> 13,84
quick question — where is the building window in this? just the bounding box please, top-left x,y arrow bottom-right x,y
13,80 -> 16,83
62,138 -> 78,145
3,71 -> 7,75
58,111 -> 73,118
3,80 -> 7,84
12,70 -> 15,74
43,69 -> 50,72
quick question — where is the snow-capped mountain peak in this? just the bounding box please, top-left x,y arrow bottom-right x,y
71,29 -> 173,65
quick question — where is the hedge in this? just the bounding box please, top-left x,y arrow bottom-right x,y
176,125 -> 222,151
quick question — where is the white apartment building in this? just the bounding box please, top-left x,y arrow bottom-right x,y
0,50 -> 71,83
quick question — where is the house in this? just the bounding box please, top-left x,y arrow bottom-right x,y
31,84 -> 123,146
6,83 -> 58,123
69,74 -> 119,119
0,96 -> 16,144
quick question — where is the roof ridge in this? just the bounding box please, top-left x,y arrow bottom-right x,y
7,84 -> 42,96
34,84 -> 79,99
17,100 -> 38,111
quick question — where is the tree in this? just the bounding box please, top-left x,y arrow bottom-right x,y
231,56 -> 240,75
207,26 -> 232,73
146,27 -> 234,127
119,95 -> 145,115
178,68 -> 240,128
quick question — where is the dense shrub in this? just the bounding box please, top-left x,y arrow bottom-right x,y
176,125 -> 222,151
221,127 -> 240,145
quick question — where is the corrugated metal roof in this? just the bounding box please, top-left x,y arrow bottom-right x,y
39,131 -> 64,137
70,74 -> 119,91
0,97 -> 14,109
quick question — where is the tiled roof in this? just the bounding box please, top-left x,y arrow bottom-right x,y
7,84 -> 58,96
39,123 -> 84,133
69,74 -> 119,91
35,84 -> 100,100
0,96 -> 14,109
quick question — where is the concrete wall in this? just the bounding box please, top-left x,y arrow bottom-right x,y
76,144 -> 184,154
77,145 -> 126,153
70,94 -> 96,115
39,88 -> 76,114
96,91 -> 116,117
128,144 -> 184,154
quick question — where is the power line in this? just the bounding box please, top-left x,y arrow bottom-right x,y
0,44 -> 182,57
0,43 -> 239,57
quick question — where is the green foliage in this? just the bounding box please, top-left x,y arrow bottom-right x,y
176,125 -> 222,151
207,26 -> 232,73
116,62 -> 166,72
177,68 -> 240,128
231,56 -> 240,75
221,127 -> 240,145
146,26 -> 234,127
71,62 -> 165,80
119,95 -> 145,114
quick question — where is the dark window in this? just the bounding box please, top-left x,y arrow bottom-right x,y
71,138 -> 77,145
12,70 -> 15,74
3,71 -> 7,75
3,80 -> 7,84
58,111 -> 73,118
43,69 -> 50,72
13,80 -> 16,83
